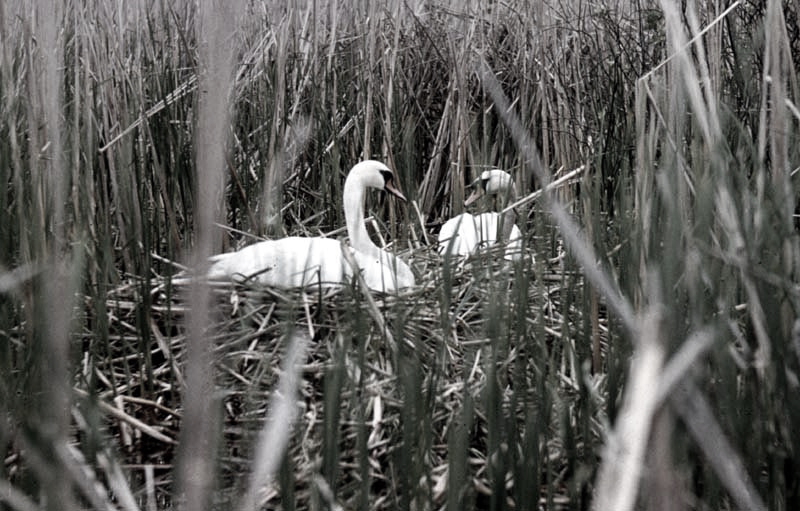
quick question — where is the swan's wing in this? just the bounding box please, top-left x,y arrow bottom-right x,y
437,216 -> 460,254
438,213 -> 479,257
474,213 -> 526,262
207,236 -> 415,292
383,252 -> 416,289
351,249 -> 415,292
474,213 -> 500,248
503,224 -> 525,262
208,237 -> 349,288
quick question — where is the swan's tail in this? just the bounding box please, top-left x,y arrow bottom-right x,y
206,252 -> 233,281
162,253 -> 234,286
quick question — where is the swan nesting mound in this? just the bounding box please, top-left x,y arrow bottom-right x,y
79,222 -> 604,510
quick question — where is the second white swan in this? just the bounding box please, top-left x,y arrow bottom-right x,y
437,169 -> 523,262
207,160 -> 416,292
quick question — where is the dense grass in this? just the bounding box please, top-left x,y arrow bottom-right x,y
1,0 -> 799,510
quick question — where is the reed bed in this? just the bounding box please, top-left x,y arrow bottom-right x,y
86,242 -> 582,509
2,0 -> 800,510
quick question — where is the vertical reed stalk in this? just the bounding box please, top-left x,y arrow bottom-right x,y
175,1 -> 239,509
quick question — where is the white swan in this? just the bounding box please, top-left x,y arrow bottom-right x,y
207,160 -> 415,292
437,169 -> 523,262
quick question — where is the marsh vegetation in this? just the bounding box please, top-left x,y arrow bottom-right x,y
1,1 -> 799,510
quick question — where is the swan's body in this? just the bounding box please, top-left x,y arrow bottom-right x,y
438,213 -> 523,260
438,169 -> 523,262
207,160 -> 415,292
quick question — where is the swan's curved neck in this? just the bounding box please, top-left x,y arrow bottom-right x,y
496,182 -> 517,209
343,175 -> 380,257
500,208 -> 517,241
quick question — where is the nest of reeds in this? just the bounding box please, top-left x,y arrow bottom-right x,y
82,236 -> 607,510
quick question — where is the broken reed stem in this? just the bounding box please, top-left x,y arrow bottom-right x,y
669,381 -> 767,511
592,307 -> 665,511
238,331 -> 310,511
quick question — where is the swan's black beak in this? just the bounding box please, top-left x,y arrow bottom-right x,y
384,178 -> 407,202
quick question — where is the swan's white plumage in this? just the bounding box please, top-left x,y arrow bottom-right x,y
207,237 -> 347,287
437,169 -> 523,262
207,160 -> 415,292
438,213 -> 523,261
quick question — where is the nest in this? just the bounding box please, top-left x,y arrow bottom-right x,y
83,240 -> 608,510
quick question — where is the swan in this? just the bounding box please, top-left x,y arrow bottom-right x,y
206,160 -> 416,292
437,169 -> 523,262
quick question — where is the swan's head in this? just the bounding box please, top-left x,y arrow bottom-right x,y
465,169 -> 514,206
349,160 -> 407,202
